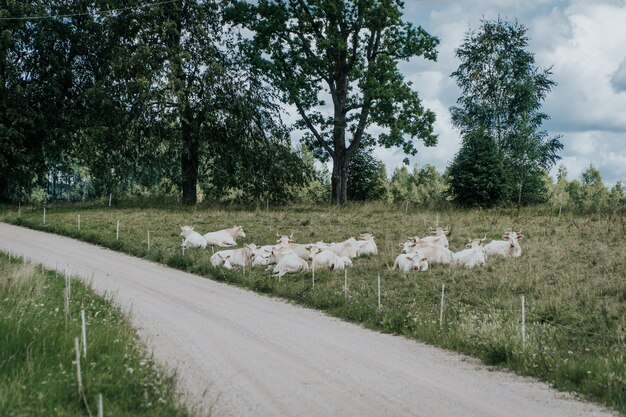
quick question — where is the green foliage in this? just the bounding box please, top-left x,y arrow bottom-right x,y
0,1 -> 305,205
0,254 -> 190,416
567,165 -> 610,213
200,138 -> 310,205
448,128 -> 508,207
230,0 -> 439,203
390,164 -> 448,207
548,164 -> 625,215
347,146 -> 388,201
608,181 -> 626,214
450,18 -> 562,205
293,147 -> 331,203
549,165 -> 571,213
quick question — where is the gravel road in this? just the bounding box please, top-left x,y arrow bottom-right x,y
0,223 -> 618,417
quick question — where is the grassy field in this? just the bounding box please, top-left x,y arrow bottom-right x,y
3,201 -> 626,414
0,252 -> 194,417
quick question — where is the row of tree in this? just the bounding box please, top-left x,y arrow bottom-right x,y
344,159 -> 625,214
1,2 -> 573,207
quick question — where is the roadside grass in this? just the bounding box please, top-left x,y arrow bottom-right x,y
3,201 -> 626,414
0,253 -> 194,417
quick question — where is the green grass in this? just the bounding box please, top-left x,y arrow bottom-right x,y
0,253 -> 194,417
3,201 -> 626,414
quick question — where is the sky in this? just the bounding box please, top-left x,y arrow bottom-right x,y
393,0 -> 626,185
287,0 -> 626,186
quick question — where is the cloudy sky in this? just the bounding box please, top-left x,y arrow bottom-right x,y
375,0 -> 626,186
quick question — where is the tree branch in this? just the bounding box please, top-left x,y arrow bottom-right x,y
293,100 -> 335,158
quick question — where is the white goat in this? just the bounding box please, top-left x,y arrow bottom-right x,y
399,237 -> 432,254
210,243 -> 257,268
402,242 -> 453,265
210,253 -> 233,269
251,244 -> 277,266
179,225 -> 208,249
484,230 -> 524,258
203,225 -> 246,247
307,248 -> 350,271
452,237 -> 487,268
356,233 -> 378,256
319,238 -> 359,259
269,248 -> 309,279
275,234 -> 318,260
393,253 -> 429,273
420,226 -> 450,248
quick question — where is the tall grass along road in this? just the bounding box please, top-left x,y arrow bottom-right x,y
0,222 -> 619,417
0,251 -> 190,417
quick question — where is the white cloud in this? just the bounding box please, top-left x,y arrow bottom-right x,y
611,57 -> 626,93
551,131 -> 626,186
537,3 -> 626,132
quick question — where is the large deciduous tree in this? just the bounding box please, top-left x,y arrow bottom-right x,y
449,17 -> 562,206
0,0 -> 165,201
146,0 -> 299,204
230,0 -> 439,204
1,0 -> 301,204
0,1 -> 103,201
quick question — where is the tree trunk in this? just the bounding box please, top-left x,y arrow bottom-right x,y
331,153 -> 349,205
0,175 -> 8,203
167,3 -> 198,204
181,124 -> 199,205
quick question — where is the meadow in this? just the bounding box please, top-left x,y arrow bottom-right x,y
3,201 -> 626,414
0,252 -> 194,417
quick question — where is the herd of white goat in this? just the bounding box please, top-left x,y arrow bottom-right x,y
179,225 -> 523,278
